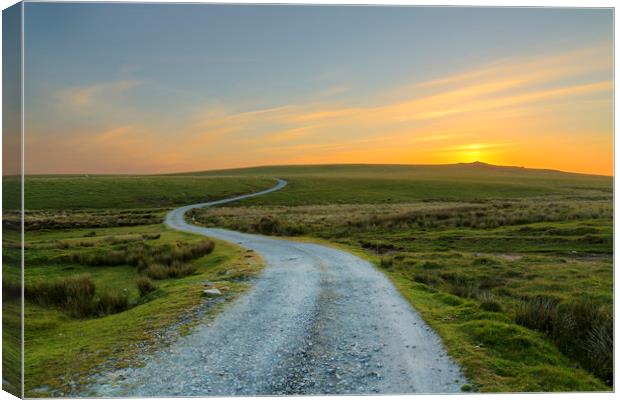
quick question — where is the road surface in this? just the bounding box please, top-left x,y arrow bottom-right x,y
88,178 -> 466,396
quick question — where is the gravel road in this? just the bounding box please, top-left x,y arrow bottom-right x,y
87,179 -> 467,396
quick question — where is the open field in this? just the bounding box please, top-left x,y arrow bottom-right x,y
4,175 -> 273,210
5,163 -> 613,394
186,163 -> 611,205
190,163 -> 613,391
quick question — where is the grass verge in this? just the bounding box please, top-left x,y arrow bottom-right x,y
19,225 -> 264,397
280,236 -> 610,392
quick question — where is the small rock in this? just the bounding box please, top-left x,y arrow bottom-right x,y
31,386 -> 49,394
203,288 -> 222,297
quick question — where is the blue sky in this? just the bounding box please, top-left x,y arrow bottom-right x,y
22,4 -> 613,174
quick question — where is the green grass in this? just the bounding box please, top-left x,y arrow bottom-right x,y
186,163 -> 612,205
2,300 -> 22,397
14,223 -> 264,397
6,175 -> 274,210
3,227 -> 22,397
387,271 -> 608,392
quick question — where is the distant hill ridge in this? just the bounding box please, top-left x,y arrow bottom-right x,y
178,161 -> 609,178
23,162 -> 609,178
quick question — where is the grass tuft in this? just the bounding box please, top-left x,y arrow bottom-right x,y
136,276 -> 157,296
515,297 -> 612,385
24,274 -> 132,318
479,292 -> 503,312
144,262 -> 197,280
94,290 -> 130,315
65,239 -> 215,270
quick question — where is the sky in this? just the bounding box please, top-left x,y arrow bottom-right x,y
17,4 -> 614,175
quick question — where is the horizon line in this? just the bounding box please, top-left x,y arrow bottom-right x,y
7,161 -> 614,178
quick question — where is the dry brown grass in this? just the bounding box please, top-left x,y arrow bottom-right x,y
9,209 -> 164,231
194,199 -> 612,235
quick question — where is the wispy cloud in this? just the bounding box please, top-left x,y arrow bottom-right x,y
179,52 -> 609,152
414,45 -> 611,90
56,79 -> 143,108
27,44 -> 612,175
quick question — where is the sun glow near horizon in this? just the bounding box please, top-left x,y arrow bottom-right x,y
14,5 -> 613,176
451,144 -> 492,165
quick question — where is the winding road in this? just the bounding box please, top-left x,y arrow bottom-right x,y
88,178 -> 466,396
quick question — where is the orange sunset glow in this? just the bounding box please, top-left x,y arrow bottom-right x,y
19,6 -> 612,176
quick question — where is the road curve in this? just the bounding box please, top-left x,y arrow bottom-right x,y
89,178 -> 466,396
